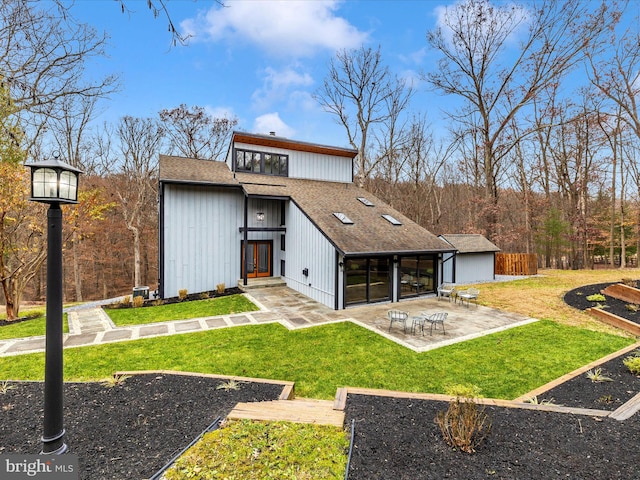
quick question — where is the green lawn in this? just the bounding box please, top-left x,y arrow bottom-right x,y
0,320 -> 632,400
105,295 -> 259,326
0,314 -> 69,340
164,420 -> 348,480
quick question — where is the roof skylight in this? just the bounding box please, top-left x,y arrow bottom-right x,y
333,212 -> 354,224
382,214 -> 402,226
357,197 -> 374,206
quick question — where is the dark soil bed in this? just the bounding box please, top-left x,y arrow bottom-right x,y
344,394 -> 640,479
563,281 -> 640,325
0,374 -> 284,479
534,346 -> 640,410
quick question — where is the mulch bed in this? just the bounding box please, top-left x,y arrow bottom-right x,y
563,281 -> 640,325
534,346 -> 640,410
344,394 -> 640,479
0,374 -> 285,479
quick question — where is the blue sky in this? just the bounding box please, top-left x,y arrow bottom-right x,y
68,0 -> 445,149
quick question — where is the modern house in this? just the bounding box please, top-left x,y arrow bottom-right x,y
159,131 -> 454,309
439,234 -> 501,284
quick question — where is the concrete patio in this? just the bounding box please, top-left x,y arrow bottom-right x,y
0,286 -> 537,357
245,286 -> 538,352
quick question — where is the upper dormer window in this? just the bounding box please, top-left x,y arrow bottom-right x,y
235,148 -> 288,176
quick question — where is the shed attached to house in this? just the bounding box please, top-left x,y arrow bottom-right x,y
439,234 -> 500,284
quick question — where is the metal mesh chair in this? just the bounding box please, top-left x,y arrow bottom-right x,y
458,288 -> 479,307
387,310 -> 409,333
425,312 -> 447,335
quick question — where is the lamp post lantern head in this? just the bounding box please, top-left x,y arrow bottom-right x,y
27,159 -> 82,204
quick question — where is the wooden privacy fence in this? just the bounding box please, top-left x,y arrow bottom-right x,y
495,253 -> 538,276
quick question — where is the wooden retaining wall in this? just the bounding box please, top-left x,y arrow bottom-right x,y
495,253 -> 538,276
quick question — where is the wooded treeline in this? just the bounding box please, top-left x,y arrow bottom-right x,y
2,0 -> 640,319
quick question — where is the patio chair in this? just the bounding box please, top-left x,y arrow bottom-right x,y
425,312 -> 448,335
458,288 -> 480,307
387,310 -> 409,333
437,283 -> 456,301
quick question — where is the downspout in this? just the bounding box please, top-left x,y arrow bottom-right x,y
334,251 -> 340,310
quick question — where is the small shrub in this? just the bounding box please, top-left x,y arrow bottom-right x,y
524,396 -> 557,406
102,374 -> 132,388
199,292 -> 210,300
625,304 -> 639,312
0,380 -> 15,394
597,395 -> 614,405
585,368 -> 613,383
622,278 -> 637,288
623,355 -> 640,375
120,295 -> 131,306
586,294 -> 606,302
132,295 -> 144,308
436,386 -> 490,454
216,379 -> 242,391
178,289 -> 188,301
435,396 -> 491,454
216,283 -> 226,294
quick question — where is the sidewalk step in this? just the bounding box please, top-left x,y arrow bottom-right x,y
228,398 -> 345,427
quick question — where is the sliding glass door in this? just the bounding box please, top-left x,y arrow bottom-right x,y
345,257 -> 391,306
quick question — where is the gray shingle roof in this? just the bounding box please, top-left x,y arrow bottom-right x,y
439,234 -> 500,253
160,155 -> 453,256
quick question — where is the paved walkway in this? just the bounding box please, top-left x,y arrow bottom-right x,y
0,287 -> 537,357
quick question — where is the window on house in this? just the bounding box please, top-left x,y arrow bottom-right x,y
281,234 -> 285,251
358,197 -> 374,206
234,148 -> 288,176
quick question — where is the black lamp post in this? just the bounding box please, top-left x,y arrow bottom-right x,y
27,158 -> 82,455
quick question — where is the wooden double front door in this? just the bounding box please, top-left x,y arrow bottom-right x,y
241,240 -> 272,278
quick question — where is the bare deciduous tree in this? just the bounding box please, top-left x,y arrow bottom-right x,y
425,0 -> 616,240
99,116 -> 164,288
315,46 -> 413,186
159,104 -> 237,160
0,0 -> 117,149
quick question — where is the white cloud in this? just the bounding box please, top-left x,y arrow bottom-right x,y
253,113 -> 295,137
287,90 -> 317,112
252,65 -> 314,110
181,0 -> 368,57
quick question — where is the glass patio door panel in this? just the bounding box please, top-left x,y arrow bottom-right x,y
257,243 -> 270,275
345,259 -> 367,305
369,257 -> 390,302
244,245 -> 256,274
345,257 -> 391,305
399,255 -> 436,298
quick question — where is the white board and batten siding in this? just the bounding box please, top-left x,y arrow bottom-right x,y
443,252 -> 495,284
284,202 -> 337,308
230,141 -> 352,183
163,184 -> 243,297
